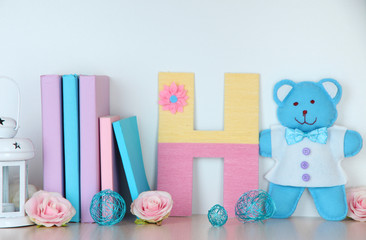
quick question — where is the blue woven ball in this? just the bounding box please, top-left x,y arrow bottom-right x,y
208,204 -> 228,227
90,189 -> 126,226
235,189 -> 276,223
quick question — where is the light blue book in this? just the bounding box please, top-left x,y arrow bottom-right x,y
113,116 -> 150,201
62,74 -> 80,222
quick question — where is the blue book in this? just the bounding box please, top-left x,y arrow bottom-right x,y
62,74 -> 80,222
113,116 -> 150,200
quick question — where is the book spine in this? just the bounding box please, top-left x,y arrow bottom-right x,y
100,116 -> 120,191
62,74 -> 81,222
40,75 -> 64,196
79,75 -> 110,222
112,116 -> 150,201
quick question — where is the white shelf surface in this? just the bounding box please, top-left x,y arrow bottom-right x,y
0,215 -> 365,240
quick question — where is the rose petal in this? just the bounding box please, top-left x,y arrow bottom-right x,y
25,190 -> 76,227
130,191 -> 173,223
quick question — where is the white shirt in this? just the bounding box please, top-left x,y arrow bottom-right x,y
265,125 -> 347,187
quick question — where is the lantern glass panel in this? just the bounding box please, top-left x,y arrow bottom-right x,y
2,166 -> 20,213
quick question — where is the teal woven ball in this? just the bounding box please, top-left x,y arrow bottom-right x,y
90,189 -> 126,226
235,189 -> 276,223
208,204 -> 228,227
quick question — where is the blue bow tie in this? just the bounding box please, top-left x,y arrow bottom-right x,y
285,127 -> 328,145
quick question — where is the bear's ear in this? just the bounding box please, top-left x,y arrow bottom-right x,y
273,79 -> 296,105
318,78 -> 342,105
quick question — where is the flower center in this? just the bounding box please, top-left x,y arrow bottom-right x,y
169,95 -> 178,103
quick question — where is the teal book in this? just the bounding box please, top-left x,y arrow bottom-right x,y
63,74 -> 80,222
112,116 -> 150,201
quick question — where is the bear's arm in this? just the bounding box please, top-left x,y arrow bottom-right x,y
344,130 -> 363,157
259,129 -> 272,157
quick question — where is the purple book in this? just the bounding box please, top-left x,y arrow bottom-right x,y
79,75 -> 110,222
40,75 -> 64,195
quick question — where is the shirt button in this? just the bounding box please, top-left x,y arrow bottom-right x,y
301,161 -> 309,169
302,148 -> 311,156
302,174 -> 310,182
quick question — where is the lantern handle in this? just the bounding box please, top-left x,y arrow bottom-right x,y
0,76 -> 20,131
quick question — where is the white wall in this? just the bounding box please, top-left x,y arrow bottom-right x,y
0,0 -> 365,217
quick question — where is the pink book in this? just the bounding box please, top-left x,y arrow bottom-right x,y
100,115 -> 120,191
40,75 -> 64,195
79,75 -> 110,222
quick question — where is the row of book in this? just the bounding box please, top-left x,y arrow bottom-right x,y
40,75 -> 150,222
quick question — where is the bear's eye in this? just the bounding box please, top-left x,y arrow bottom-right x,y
293,102 -> 299,106
310,100 -> 315,104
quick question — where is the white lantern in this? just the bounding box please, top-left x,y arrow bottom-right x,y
0,139 -> 34,227
0,77 -> 35,227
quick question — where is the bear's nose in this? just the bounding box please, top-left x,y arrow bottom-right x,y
303,110 -> 308,115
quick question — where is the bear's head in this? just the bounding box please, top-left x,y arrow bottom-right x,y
273,79 -> 342,132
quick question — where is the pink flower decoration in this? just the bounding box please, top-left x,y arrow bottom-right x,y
25,190 -> 76,227
130,191 -> 173,225
346,187 -> 366,221
159,82 -> 188,114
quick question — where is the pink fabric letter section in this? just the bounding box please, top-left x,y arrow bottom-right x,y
158,143 -> 258,217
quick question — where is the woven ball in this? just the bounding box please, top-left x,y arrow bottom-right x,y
208,204 -> 228,227
235,189 -> 276,223
90,189 -> 126,226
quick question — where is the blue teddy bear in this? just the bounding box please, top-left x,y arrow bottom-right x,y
259,79 -> 363,221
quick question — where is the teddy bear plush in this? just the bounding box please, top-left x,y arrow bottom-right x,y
259,79 -> 363,221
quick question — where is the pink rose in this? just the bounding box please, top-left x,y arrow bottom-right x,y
346,187 -> 366,221
25,190 -> 76,227
131,191 -> 173,225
